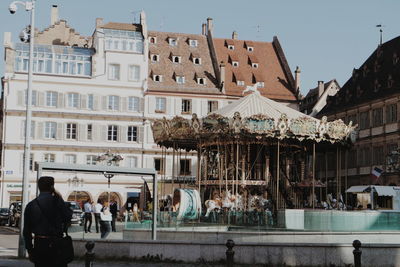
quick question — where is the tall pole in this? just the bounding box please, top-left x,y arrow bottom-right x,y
18,0 -> 35,258
312,143 -> 316,209
276,141 -> 280,210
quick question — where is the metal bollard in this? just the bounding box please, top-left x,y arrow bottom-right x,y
85,241 -> 95,267
353,240 -> 362,267
226,239 -> 235,267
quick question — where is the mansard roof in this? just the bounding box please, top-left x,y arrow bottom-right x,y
147,31 -> 221,95
320,36 -> 400,115
213,36 -> 298,102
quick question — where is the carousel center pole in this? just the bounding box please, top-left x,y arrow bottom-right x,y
236,140 -> 239,197
276,140 -> 280,210
336,146 -> 339,210
172,143 -> 175,195
312,143 -> 316,209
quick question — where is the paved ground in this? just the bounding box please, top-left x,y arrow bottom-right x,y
0,258 -> 226,267
0,227 -> 18,257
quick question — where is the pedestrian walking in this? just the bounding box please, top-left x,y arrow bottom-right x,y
23,176 -> 72,267
83,199 -> 93,233
93,200 -> 102,233
110,200 -> 118,232
99,201 -> 112,239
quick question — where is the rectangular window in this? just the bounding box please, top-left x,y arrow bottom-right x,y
208,101 -> 218,113
154,158 -> 165,174
22,120 -> 35,138
176,76 -> 185,84
66,123 -> 77,140
155,97 -> 166,113
46,91 -> 58,107
108,95 -> 120,111
386,103 -> 397,124
128,65 -> 140,81
181,99 -> 192,114
108,64 -> 120,80
25,90 -> 37,106
359,111 -> 370,130
127,126 -> 138,142
107,125 -> 118,141
372,108 -> 383,127
128,97 -> 140,112
44,153 -> 55,163
29,153 -> 34,171
44,122 -> 57,139
179,159 -> 191,175
189,39 -> 198,47
373,146 -> 384,165
67,93 -> 79,108
64,154 -> 77,164
87,94 -> 94,110
348,150 -> 357,168
125,156 -> 137,168
87,124 -> 92,140
168,38 -> 177,46
86,155 -> 97,165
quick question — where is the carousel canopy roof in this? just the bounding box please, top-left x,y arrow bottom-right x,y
151,91 -> 357,150
213,90 -> 317,121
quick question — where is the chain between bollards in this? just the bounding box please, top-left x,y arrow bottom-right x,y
226,239 -> 235,267
85,241 -> 95,267
353,239 -> 362,267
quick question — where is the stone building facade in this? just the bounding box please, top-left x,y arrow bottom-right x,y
0,6 -> 299,207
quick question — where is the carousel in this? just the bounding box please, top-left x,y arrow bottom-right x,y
152,91 -> 356,224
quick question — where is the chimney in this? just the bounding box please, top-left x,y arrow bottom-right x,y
96,18 -> 104,28
220,61 -> 226,91
207,17 -> 213,35
232,31 -> 238,40
294,66 -> 301,91
3,32 -> 11,47
50,5 -> 59,25
202,23 -> 207,35
318,81 -> 324,97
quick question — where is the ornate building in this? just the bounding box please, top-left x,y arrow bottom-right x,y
319,36 -> 400,188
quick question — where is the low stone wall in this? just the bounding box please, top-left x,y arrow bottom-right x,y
123,228 -> 400,244
73,239 -> 400,266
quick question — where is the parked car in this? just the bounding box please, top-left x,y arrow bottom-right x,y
66,201 -> 83,225
8,202 -> 21,227
0,208 -> 9,226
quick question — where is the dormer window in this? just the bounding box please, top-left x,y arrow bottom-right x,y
169,38 -> 177,46
237,80 -> 244,86
189,39 -> 198,47
193,58 -> 201,65
176,76 -> 185,84
256,82 -> 264,88
149,37 -> 157,44
232,61 -> 239,67
197,77 -> 206,85
252,63 -> 258,68
153,75 -> 162,82
228,45 -> 234,50
151,54 -> 159,62
172,56 -> 181,63
247,46 -> 254,52
393,53 -> 399,65
388,74 -> 394,88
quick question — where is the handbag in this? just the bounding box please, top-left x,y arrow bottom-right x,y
36,198 -> 74,264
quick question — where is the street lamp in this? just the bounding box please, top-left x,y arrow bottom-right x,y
96,151 -> 123,203
8,0 -> 36,258
67,176 -> 84,202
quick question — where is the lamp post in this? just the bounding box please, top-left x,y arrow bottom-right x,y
96,150 -> 123,203
9,0 -> 36,258
68,176 -> 84,202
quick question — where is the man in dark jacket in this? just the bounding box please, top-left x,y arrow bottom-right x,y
23,176 -> 72,267
109,200 -> 118,232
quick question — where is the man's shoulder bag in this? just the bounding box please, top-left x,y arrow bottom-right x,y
36,198 -> 74,264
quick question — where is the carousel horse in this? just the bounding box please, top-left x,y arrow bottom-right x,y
234,194 -> 244,211
221,190 -> 236,210
247,194 -> 261,212
204,196 -> 222,217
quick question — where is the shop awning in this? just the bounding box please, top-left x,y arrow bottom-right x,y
346,185 -> 369,193
374,186 -> 397,196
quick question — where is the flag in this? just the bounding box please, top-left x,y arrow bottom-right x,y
371,167 -> 383,179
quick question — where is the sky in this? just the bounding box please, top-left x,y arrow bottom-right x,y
0,0 -> 399,95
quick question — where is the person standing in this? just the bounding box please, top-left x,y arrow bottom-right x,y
109,200 -> 118,232
83,199 -> 93,233
99,201 -> 112,239
92,200 -> 103,233
23,176 -> 72,267
132,203 -> 140,222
